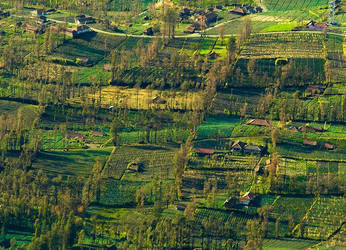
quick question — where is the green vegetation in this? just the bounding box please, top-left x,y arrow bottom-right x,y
0,0 -> 344,249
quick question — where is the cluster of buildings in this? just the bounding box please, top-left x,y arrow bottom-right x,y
289,124 -> 335,150
75,15 -> 95,25
230,5 -> 263,15
25,8 -> 94,38
180,7 -> 220,34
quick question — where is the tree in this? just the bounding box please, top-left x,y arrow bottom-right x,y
91,158 -> 103,203
244,220 -> 264,250
174,135 -> 193,199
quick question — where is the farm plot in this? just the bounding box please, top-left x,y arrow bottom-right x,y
33,148 -> 112,177
240,33 -> 325,59
0,101 -> 38,130
276,141 -> 346,161
197,116 -> 269,140
0,100 -> 30,115
70,85 -> 204,111
99,178 -> 144,207
102,144 -> 177,180
271,196 -> 314,224
182,168 -> 253,195
53,33 -> 126,65
194,208 -> 253,233
0,230 -> 33,248
206,19 -> 278,35
189,154 -> 259,171
262,238 -> 317,250
264,0 -> 329,11
304,196 -> 346,239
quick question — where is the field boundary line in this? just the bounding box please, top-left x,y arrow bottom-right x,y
271,195 -> 281,207
101,146 -> 116,175
291,195 -> 319,235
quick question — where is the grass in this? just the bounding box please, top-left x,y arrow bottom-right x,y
32,147 -> 112,177
265,0 -> 329,12
260,22 -> 298,32
70,85 -> 204,111
262,238 -> 317,250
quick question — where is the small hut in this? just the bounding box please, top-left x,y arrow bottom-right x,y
324,143 -> 334,150
303,140 -> 318,147
152,96 -> 167,104
246,119 -> 271,127
238,192 -> 254,206
127,162 -> 141,172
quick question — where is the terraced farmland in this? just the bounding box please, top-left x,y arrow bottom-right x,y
265,0 -> 329,11
240,33 -> 326,59
102,144 -> 177,180
304,196 -> 346,239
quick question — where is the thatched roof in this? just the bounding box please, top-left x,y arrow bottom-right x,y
303,140 -> 318,146
246,119 -> 271,127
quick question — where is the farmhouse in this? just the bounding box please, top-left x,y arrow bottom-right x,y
65,25 -> 92,38
230,7 -> 246,15
314,126 -> 324,132
152,96 -> 167,104
289,126 -> 299,132
195,147 -> 215,156
243,145 -> 264,155
186,25 -> 196,34
231,5 -> 262,15
303,140 -> 318,147
31,9 -> 46,16
246,119 -> 271,127
299,126 -> 324,133
306,20 -> 328,31
66,131 -> 85,142
239,192 -> 254,206
92,131 -> 105,137
104,64 -> 112,71
231,140 -> 247,153
325,143 -> 335,150
306,84 -> 327,96
195,11 -> 218,27
75,15 -> 95,25
127,163 -> 140,172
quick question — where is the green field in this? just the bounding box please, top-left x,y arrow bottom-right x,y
33,148 -> 112,177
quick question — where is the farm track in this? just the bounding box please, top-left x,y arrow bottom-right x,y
45,16 -> 345,39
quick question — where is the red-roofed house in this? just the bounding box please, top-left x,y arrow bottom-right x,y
195,148 -> 215,156
239,192 -> 254,206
